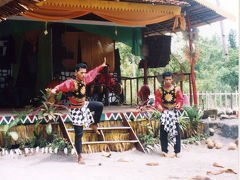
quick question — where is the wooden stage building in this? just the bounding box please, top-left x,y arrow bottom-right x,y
0,0 -> 234,153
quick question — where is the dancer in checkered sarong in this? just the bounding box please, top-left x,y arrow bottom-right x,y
46,58 -> 106,164
155,72 -> 184,158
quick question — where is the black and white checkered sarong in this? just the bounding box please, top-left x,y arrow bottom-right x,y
69,101 -> 94,127
160,110 -> 179,144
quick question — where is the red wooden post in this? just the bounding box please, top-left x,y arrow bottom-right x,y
154,76 -> 156,93
187,15 -> 198,105
137,78 -> 139,104
189,74 -> 192,106
124,79 -> 127,102
130,79 -> 133,105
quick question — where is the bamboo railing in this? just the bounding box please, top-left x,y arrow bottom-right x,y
186,91 -> 239,110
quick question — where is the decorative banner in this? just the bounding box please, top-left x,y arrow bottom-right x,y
0,111 -> 149,125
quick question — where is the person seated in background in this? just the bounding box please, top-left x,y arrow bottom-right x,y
96,64 -> 116,106
137,84 -> 150,106
0,76 -> 20,108
96,64 -> 125,106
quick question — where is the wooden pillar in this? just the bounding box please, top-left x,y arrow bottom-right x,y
142,29 -> 148,85
187,15 -> 198,105
143,59 -> 148,84
180,81 -> 183,92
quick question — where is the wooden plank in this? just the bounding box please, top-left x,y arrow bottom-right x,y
82,140 -> 138,145
220,91 -> 222,108
130,79 -> 132,105
58,117 -> 77,155
214,92 -> 217,108
235,90 -> 238,109
98,129 -> 111,152
225,91 -> 227,107
124,79 -> 127,103
98,130 -> 105,141
137,78 -> 139,104
67,126 -> 132,131
120,112 -> 145,153
205,91 -> 207,109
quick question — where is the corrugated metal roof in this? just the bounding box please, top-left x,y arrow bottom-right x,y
144,0 -> 235,35
1,0 -> 235,34
0,0 -> 43,21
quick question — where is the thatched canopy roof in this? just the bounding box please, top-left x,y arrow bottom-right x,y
0,0 -> 43,21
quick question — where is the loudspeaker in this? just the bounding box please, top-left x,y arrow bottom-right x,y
139,35 -> 171,68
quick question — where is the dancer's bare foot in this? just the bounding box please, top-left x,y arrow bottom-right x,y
78,154 -> 85,164
175,153 -> 181,158
168,153 -> 176,158
160,152 -> 168,157
90,124 -> 100,135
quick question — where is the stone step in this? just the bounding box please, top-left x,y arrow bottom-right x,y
202,119 -> 238,139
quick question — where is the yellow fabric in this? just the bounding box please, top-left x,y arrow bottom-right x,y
37,0 -> 181,14
172,13 -> 186,31
22,0 -> 183,26
23,9 -> 89,22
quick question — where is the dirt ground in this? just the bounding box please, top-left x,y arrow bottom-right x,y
0,133 -> 238,180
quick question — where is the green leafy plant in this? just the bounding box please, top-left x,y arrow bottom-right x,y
51,134 -> 72,152
178,112 -> 189,136
30,91 -> 67,147
138,122 -> 160,152
34,90 -> 66,121
0,119 -> 19,148
23,137 -> 34,148
39,139 -> 48,148
182,133 -> 210,144
33,120 -> 45,147
18,139 -> 25,149
151,110 -> 161,119
32,119 -> 53,147
182,105 -> 203,136
138,133 -> 155,148
0,110 -> 29,148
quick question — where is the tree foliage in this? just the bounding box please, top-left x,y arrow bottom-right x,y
228,29 -> 237,49
116,31 -> 238,93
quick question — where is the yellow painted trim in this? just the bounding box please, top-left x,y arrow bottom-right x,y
38,0 -> 181,15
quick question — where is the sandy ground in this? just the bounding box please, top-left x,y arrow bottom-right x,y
0,134 -> 238,180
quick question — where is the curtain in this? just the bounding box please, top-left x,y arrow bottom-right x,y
22,0 -> 182,26
36,26 -> 52,95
